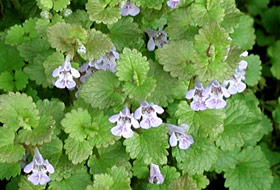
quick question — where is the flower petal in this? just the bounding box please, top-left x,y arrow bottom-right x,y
169,132 -> 178,147
109,114 -> 120,123
23,161 -> 34,173
147,38 -> 156,51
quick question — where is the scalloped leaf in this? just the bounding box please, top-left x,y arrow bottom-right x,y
64,137 -> 93,164
18,176 -> 45,190
173,137 -> 218,175
80,29 -> 113,61
133,0 -> 164,10
79,70 -> 125,110
88,141 -> 131,175
244,54 -> 262,86
43,51 -> 64,85
123,127 -> 169,165
0,92 -> 39,131
155,40 -> 195,80
86,0 -> 121,24
0,162 -> 21,180
36,0 -> 71,12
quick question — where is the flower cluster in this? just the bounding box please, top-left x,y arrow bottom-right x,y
146,28 -> 168,51
79,47 -> 119,83
120,1 -> 140,16
23,148 -> 54,186
186,52 -> 249,111
167,0 -> 180,8
52,55 -> 80,89
109,102 -> 164,138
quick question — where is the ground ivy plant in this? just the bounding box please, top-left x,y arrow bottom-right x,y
0,0 -> 276,189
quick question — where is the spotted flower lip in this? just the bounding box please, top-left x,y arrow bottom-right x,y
23,148 -> 54,186
148,163 -> 164,185
166,123 -> 194,150
52,55 -> 80,89
185,82 -> 209,111
109,106 -> 139,138
120,1 -> 140,16
146,28 -> 168,51
167,0 -> 180,9
134,101 -> 164,129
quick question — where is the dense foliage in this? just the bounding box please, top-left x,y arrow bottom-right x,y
0,0 -> 279,189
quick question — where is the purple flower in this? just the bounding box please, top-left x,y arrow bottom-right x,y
120,2 -> 140,16
148,163 -> 164,185
167,0 -> 180,9
52,55 -> 80,89
23,148 -> 54,186
134,101 -> 164,129
185,82 -> 209,111
146,28 -> 168,51
94,47 -> 119,73
205,80 -> 230,109
79,63 -> 95,83
109,106 -> 139,138
166,123 -> 194,150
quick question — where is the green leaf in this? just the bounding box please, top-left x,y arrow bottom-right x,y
0,41 -> 24,74
123,127 -> 169,165
190,0 -> 225,26
261,6 -> 280,34
24,52 -> 53,87
86,0 -> 121,24
230,15 -> 255,50
14,70 -> 29,90
132,159 -> 149,179
87,174 -> 114,190
168,175 -> 198,190
224,146 -> 273,190
244,54 -> 262,86
36,0 -> 53,10
0,71 -> 14,92
156,40 -> 195,80
273,97 -> 280,130
17,38 -> 50,62
133,0 -> 164,10
65,10 -> 93,29
64,137 -> 93,164
5,25 -> 27,46
87,113 -> 119,148
268,41 -> 280,80
192,175 -> 210,190
248,0 -> 269,16
175,101 -> 225,140
147,166 -> 180,190
43,52 -> 64,85
260,143 -> 280,167
213,149 -> 239,173
193,23 -> 231,82
17,115 -> 54,145
0,128 -> 25,163
215,94 -> 264,151
88,142 -> 131,175
49,169 -> 92,190
0,162 -> 21,180
80,70 -> 125,109
108,17 -> 143,50
122,77 -> 156,101
166,8 -> 197,41
47,22 -> 87,54
0,92 -> 39,131
40,136 -> 63,167
61,108 -> 94,141
18,176 -> 45,190
173,137 -> 218,175
117,48 -> 149,85
80,29 -> 113,61
36,0 -> 71,12
147,62 -> 188,107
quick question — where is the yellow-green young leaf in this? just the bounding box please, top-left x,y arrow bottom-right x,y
79,70 -> 125,110
190,0 -> 225,26
193,23 -> 231,82
49,169 -> 92,190
86,174 -> 114,190
36,0 -> 71,12
244,54 -> 262,86
86,0 -> 121,24
108,17 -> 143,50
147,166 -> 180,190
0,162 -> 21,180
88,142 -> 131,175
0,128 -> 25,163
224,146 -> 273,190
156,40 -> 195,80
133,0 -> 164,10
64,137 -> 93,164
18,176 -> 45,190
175,101 -> 225,140
168,175 -> 197,190
80,29 -> 113,61
230,15 -> 255,50
166,8 -> 198,41
172,137 -> 218,175
0,92 -> 39,131
47,22 -> 87,54
123,127 -> 169,165
5,25 -> 27,46
43,52 -> 64,85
